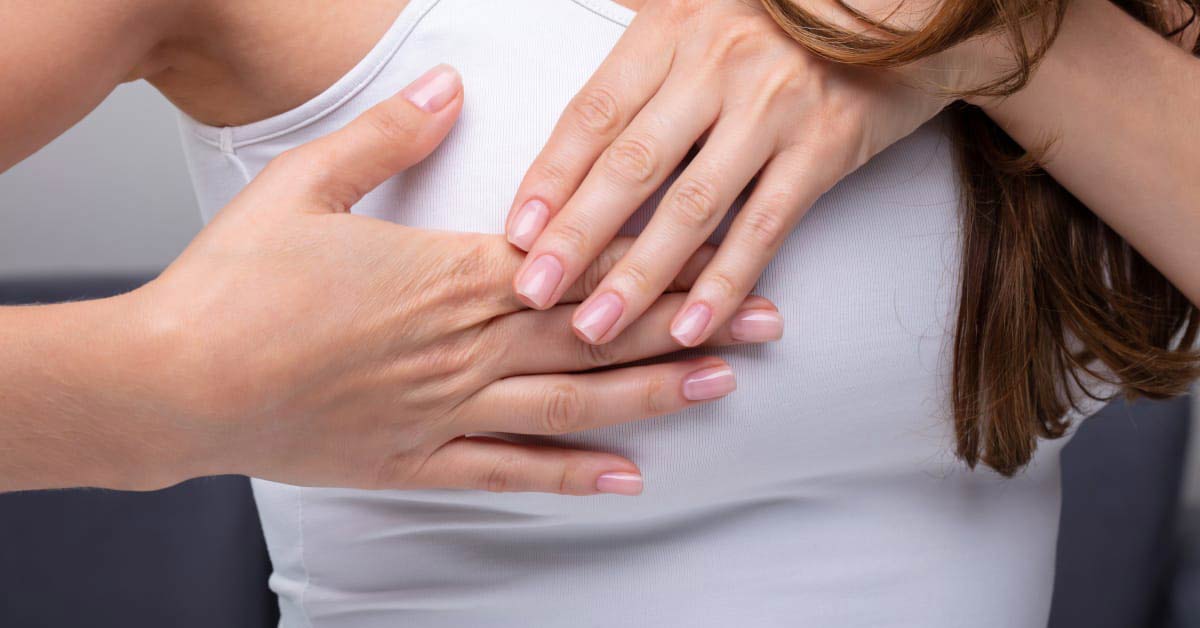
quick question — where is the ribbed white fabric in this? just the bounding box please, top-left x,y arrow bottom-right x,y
177,1 -> 1107,626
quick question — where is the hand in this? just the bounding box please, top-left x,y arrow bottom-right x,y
130,65 -> 777,496
505,0 -> 953,347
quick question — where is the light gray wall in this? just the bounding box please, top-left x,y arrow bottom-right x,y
0,82 -> 201,279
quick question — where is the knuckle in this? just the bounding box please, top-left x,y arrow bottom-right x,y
601,136 -> 659,184
556,463 -> 574,495
707,22 -> 769,64
578,338 -> 619,368
549,219 -> 592,256
643,374 -> 670,415
483,454 -> 523,493
665,0 -> 706,19
531,158 -> 573,190
703,270 -> 741,301
739,207 -> 789,249
269,148 -> 362,212
667,177 -> 722,229
569,86 -> 623,136
541,383 -> 586,434
364,105 -> 420,145
617,260 -> 654,294
581,247 -> 618,295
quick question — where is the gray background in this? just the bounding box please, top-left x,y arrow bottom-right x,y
1,79 -> 1198,495
0,82 -> 199,278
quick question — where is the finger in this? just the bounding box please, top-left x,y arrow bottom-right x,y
569,120 -> 775,345
558,239 -> 715,305
410,436 -> 644,496
673,148 -> 831,347
496,293 -> 779,376
462,358 -> 737,437
252,64 -> 464,214
495,237 -> 718,310
511,77 -> 721,311
505,11 -> 678,250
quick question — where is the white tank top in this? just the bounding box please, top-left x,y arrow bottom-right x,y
177,1 -> 1107,625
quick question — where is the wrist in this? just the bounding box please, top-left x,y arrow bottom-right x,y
118,281 -> 241,487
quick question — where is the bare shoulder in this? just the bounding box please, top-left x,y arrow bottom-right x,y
145,0 -> 410,126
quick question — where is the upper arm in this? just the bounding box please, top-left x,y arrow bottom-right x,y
0,1 -> 187,172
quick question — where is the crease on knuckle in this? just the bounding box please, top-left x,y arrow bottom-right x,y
579,338 -> 619,369
557,458 -> 585,495
364,105 -> 419,146
617,260 -> 654,294
542,383 -> 586,434
550,220 -> 592,257
532,158 -> 573,190
739,206 -> 789,250
703,270 -> 741,302
601,136 -> 658,184
484,454 -> 523,493
581,247 -> 617,295
643,374 -> 669,415
270,150 -> 357,212
707,22 -> 768,65
569,86 -> 623,136
668,177 -> 721,229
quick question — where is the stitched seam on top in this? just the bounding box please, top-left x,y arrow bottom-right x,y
568,0 -> 636,26
188,0 -> 634,151
189,0 -> 448,150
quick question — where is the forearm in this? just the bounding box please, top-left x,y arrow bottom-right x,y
971,0 -> 1200,305
0,295 -> 198,492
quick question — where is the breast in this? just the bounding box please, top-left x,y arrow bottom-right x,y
182,1 -> 1078,625
349,0 -> 972,504
195,0 -> 1044,514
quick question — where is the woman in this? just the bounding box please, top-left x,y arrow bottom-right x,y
5,0 -> 1199,626
164,0 -> 1200,626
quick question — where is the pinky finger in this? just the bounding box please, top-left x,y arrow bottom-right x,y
411,436 -> 645,496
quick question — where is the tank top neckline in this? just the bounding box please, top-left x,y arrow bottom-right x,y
181,0 -> 635,151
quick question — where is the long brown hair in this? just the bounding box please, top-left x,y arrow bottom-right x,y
761,0 -> 1200,476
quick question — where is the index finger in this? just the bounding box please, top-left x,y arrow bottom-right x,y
504,9 -> 675,250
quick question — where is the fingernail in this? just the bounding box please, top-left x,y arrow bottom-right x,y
508,200 -> 550,251
670,303 -> 712,346
515,255 -> 564,308
573,292 -> 624,344
596,472 -> 643,496
683,365 -> 736,401
731,309 -> 784,343
401,64 -> 462,113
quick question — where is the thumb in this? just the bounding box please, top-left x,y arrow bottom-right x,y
256,64 -> 464,214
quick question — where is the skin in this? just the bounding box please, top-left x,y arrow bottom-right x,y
507,0 -> 1200,349
506,0 -> 952,347
0,1 -> 781,494
2,0 -> 1198,492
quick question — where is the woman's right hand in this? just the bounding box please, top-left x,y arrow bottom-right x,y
131,66 -> 776,496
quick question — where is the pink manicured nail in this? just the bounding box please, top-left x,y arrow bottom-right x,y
731,309 -> 784,342
683,365 -> 736,401
515,255 -> 564,308
508,200 -> 551,251
596,472 -> 643,496
401,64 -> 462,112
573,292 -> 624,344
670,303 -> 713,346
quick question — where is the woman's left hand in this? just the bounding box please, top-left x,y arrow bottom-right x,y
505,0 -> 955,346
